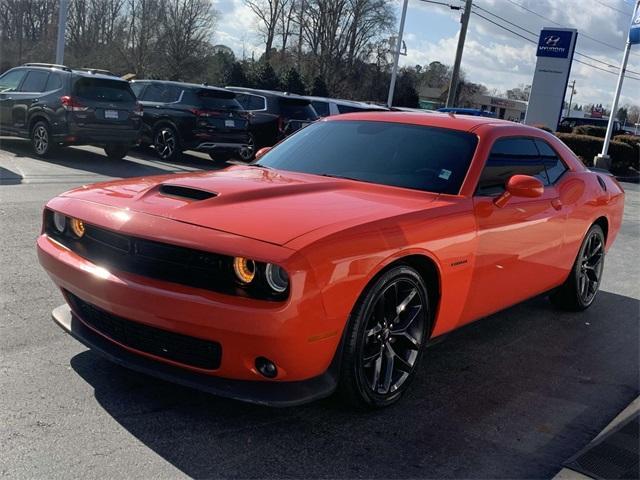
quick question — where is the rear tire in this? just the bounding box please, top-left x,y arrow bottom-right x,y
550,224 -> 605,311
104,144 -> 129,160
337,265 -> 430,409
153,125 -> 181,161
238,133 -> 255,162
31,121 -> 55,157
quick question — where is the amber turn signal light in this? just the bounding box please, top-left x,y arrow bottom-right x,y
70,218 -> 85,238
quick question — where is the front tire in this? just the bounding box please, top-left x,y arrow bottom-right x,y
104,144 -> 129,160
338,266 -> 430,409
153,125 -> 181,161
550,224 -> 605,311
31,121 -> 54,157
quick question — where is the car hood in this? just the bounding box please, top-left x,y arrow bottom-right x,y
61,165 -> 437,246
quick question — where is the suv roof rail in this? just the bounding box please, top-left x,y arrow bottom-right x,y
23,63 -> 72,72
75,67 -> 118,76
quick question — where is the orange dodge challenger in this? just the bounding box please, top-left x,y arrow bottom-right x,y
38,112 -> 624,408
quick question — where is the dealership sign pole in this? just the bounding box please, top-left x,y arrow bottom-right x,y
524,28 -> 578,130
596,0 -> 640,167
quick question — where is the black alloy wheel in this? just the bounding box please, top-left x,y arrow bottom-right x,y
154,125 -> 180,161
339,266 -> 429,408
104,144 -> 129,160
238,133 -> 255,162
31,121 -> 54,157
551,224 -> 605,310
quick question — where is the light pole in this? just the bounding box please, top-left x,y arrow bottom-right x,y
566,79 -> 576,116
55,0 -> 68,65
596,0 -> 640,168
387,0 -> 409,108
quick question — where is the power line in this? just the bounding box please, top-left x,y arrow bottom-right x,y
591,0 -> 634,15
470,10 -> 640,81
473,4 -> 640,77
502,0 -> 640,58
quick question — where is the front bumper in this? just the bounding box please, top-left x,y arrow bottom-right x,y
52,304 -> 337,407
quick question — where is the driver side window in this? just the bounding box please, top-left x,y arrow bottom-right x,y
477,138 -> 548,196
0,69 -> 27,92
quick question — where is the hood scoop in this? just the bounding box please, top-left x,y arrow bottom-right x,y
159,184 -> 218,201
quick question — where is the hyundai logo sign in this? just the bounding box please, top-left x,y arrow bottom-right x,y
537,30 -> 573,58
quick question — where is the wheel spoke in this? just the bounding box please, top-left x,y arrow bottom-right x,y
391,304 -> 422,333
387,342 -> 413,373
391,330 -> 420,349
363,349 -> 382,366
396,288 -> 417,315
380,349 -> 394,394
366,323 -> 382,338
370,353 -> 383,391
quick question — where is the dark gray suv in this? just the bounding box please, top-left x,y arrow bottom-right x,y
0,63 -> 142,159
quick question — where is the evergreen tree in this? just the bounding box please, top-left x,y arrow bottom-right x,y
255,62 -> 281,90
311,76 -> 329,97
225,61 -> 249,87
284,68 -> 307,95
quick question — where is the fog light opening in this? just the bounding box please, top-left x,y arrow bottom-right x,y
255,357 -> 278,378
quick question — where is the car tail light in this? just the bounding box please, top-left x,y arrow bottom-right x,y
60,96 -> 88,112
133,102 -> 143,116
190,108 -> 221,117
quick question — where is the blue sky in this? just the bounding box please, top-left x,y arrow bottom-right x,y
212,0 -> 639,108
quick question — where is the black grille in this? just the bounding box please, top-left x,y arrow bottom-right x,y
67,292 -> 221,370
43,210 -> 288,301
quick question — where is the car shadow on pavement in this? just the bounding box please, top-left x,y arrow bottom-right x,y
0,138 -> 226,178
69,291 -> 639,479
0,165 -> 23,185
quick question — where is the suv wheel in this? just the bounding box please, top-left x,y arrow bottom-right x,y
153,125 -> 181,161
104,145 -> 129,160
338,266 -> 430,408
31,121 -> 54,157
238,134 -> 255,162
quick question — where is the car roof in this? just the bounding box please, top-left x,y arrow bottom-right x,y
225,86 -> 310,101
16,64 -> 125,81
324,111 -> 522,132
304,95 -> 388,109
133,79 -> 229,93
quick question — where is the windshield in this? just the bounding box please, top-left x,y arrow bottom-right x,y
257,120 -> 478,194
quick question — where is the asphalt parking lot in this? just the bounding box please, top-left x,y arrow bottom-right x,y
1,137 -> 638,479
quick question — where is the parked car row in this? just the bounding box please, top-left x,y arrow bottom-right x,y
1,63 -> 410,162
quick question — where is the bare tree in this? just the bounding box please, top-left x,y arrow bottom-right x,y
245,0 -> 291,60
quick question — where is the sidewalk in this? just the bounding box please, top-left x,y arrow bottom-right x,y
554,396 -> 639,479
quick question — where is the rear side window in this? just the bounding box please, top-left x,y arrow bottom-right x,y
142,84 -> 181,103
20,70 -> 49,92
312,100 -> 330,117
236,93 -> 265,110
337,104 -> 368,114
185,89 -> 242,110
130,82 -> 146,98
279,99 -> 318,120
0,69 -> 27,92
74,78 -> 135,102
535,139 -> 568,183
477,138 -> 548,195
45,72 -> 63,91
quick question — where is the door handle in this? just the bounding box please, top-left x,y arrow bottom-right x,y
551,199 -> 563,210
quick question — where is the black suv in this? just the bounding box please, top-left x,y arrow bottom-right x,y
0,63 -> 142,159
130,80 -> 251,162
226,87 -> 319,156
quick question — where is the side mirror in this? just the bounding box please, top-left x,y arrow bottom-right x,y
494,174 -> 544,207
254,147 -> 272,161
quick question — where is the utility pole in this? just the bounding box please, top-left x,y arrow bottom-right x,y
596,0 -> 640,168
446,0 -> 472,108
387,0 -> 409,108
566,80 -> 576,116
55,0 -> 68,65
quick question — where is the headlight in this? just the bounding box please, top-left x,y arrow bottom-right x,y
53,212 -> 66,232
265,263 -> 289,293
233,257 -> 256,284
70,218 -> 85,238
